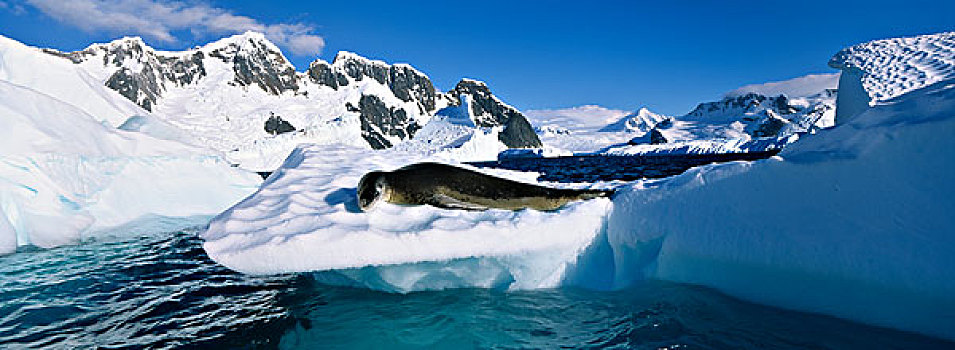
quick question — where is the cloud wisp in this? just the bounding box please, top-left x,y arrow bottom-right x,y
24,0 -> 325,56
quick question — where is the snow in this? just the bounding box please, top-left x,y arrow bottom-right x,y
726,73 -> 839,98
0,75 -> 260,254
590,76 -> 955,340
599,107 -> 668,133
3,27 -> 952,340
524,72 -> 836,157
525,105 -> 631,131
0,35 -> 146,126
143,42 -> 441,171
202,145 -> 611,291
602,136 -> 793,156
830,31 -> 955,104
523,106 -> 664,154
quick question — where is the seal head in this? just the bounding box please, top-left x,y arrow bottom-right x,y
357,171 -> 390,211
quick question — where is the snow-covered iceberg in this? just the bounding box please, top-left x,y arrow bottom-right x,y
202,145 -> 611,290
0,80 -> 260,254
593,76 -> 955,340
580,32 -> 955,340
202,32 -> 955,340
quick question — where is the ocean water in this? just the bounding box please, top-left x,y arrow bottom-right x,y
1,229 -> 952,349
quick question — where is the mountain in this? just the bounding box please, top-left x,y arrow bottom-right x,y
600,107 -> 669,134
520,73 -> 837,156
20,32 -> 541,169
683,89 -> 836,137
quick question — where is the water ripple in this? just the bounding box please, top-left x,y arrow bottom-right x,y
1,231 -> 953,349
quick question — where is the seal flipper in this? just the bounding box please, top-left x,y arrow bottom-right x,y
430,193 -> 490,211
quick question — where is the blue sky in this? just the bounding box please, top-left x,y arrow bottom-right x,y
1,0 -> 953,115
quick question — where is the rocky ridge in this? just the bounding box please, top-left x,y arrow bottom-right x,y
40,32 -> 540,152
684,90 -> 836,138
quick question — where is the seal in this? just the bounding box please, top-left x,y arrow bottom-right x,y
357,162 -> 613,211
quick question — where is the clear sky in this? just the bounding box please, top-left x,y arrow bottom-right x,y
1,0 -> 953,115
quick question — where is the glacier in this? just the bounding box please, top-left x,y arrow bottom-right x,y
201,31 -> 955,340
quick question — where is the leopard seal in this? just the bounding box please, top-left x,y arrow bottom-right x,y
357,162 -> 613,211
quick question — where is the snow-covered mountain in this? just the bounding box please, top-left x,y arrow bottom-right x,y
11,32 -> 542,170
523,73 -> 837,156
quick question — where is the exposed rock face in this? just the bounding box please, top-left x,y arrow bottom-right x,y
447,79 -> 542,148
389,65 -> 437,113
41,33 -> 541,151
264,113 -> 296,135
686,91 -> 835,137
628,128 -> 668,145
358,95 -> 421,149
749,111 -> 790,137
307,61 -> 348,89
208,35 -> 298,94
44,33 -> 297,111
49,37 -> 208,111
306,53 -> 438,115
687,93 -> 795,118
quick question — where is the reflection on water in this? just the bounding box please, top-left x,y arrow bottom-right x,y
0,231 -> 951,349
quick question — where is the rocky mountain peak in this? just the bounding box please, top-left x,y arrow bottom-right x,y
42,36 -> 207,111
600,107 -> 669,133
447,79 -> 542,148
32,33 -> 542,152
205,32 -> 299,95
307,51 -> 438,113
686,91 -> 835,138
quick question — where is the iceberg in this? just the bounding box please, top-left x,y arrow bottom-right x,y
0,79 -> 260,253
202,32 -> 955,340
589,78 -> 955,340
202,144 -> 612,290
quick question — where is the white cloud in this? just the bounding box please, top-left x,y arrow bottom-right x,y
525,105 -> 632,129
23,0 -> 325,56
0,1 -> 28,15
726,73 -> 839,99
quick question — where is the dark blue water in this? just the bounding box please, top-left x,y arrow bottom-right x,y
466,152 -> 779,183
1,230 -> 952,349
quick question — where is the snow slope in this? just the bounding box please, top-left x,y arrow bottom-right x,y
523,106 -> 668,154
0,36 -> 146,126
0,79 -> 260,254
830,31 -> 955,123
